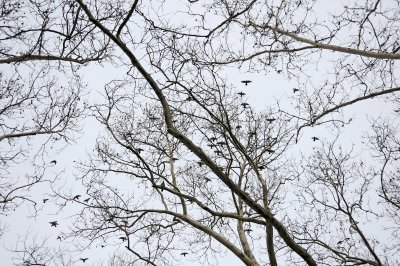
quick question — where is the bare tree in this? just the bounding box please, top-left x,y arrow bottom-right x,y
1,0 -> 400,265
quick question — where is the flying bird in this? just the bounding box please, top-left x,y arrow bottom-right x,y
43,198 -> 49,203
49,221 -> 59,227
266,118 -> 276,122
50,160 -> 57,165
311,136 -> 319,141
57,235 -> 62,241
241,80 -> 252,86
180,252 -> 189,257
73,195 -> 81,200
79,258 -> 89,263
293,88 -> 299,93
237,92 -> 246,97
241,102 -> 249,108
244,228 -> 253,233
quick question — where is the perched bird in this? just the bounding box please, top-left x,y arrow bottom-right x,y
43,198 -> 49,203
185,96 -> 194,101
180,252 -> 189,257
237,92 -> 246,97
266,118 -> 276,122
73,195 -> 81,200
293,88 -> 299,93
311,136 -> 319,141
241,102 -> 249,108
236,125 -> 242,129
266,149 -> 274,154
241,80 -> 252,86
160,181 -> 165,192
80,258 -> 89,263
49,221 -> 59,227
83,197 -> 90,203
100,245 -> 105,248
50,160 -> 57,165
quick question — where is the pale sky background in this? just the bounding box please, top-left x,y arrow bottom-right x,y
1,0 -> 398,265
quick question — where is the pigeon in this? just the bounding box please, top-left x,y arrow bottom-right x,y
241,80 -> 252,86
49,221 -> 59,227
73,195 -> 81,200
80,258 -> 89,263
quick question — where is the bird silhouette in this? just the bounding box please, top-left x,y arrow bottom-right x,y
241,102 -> 249,108
241,80 -> 252,86
236,125 -> 242,129
160,181 -> 165,192
205,177 -> 211,183
83,197 -> 90,203
258,166 -> 265,170
180,252 -> 189,256
311,136 -> 319,141
50,160 -> 57,165
49,221 -> 58,227
293,88 -> 299,93
237,92 -> 246,97
73,195 -> 81,200
266,118 -> 276,122
119,236 -> 127,241
136,148 -> 144,154
43,198 -> 49,203
79,258 -> 89,263
57,235 -> 62,241
244,228 -> 252,233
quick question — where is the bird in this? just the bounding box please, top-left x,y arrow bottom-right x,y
83,197 -> 90,203
236,125 -> 242,129
79,258 -> 89,263
311,136 -> 319,141
237,92 -> 246,97
119,236 -> 127,241
214,150 -> 222,155
136,148 -> 144,154
241,102 -> 249,108
241,80 -> 252,86
266,149 -> 274,154
57,235 -> 62,241
49,221 -> 59,227
293,88 -> 299,93
43,198 -> 49,203
244,228 -> 252,233
160,181 -> 165,192
73,195 -> 81,200
205,177 -> 211,183
266,118 -> 276,122
180,252 -> 189,257
50,160 -> 57,165
258,166 -> 265,170
216,141 -> 226,146
209,137 -> 217,141
197,161 -> 204,166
